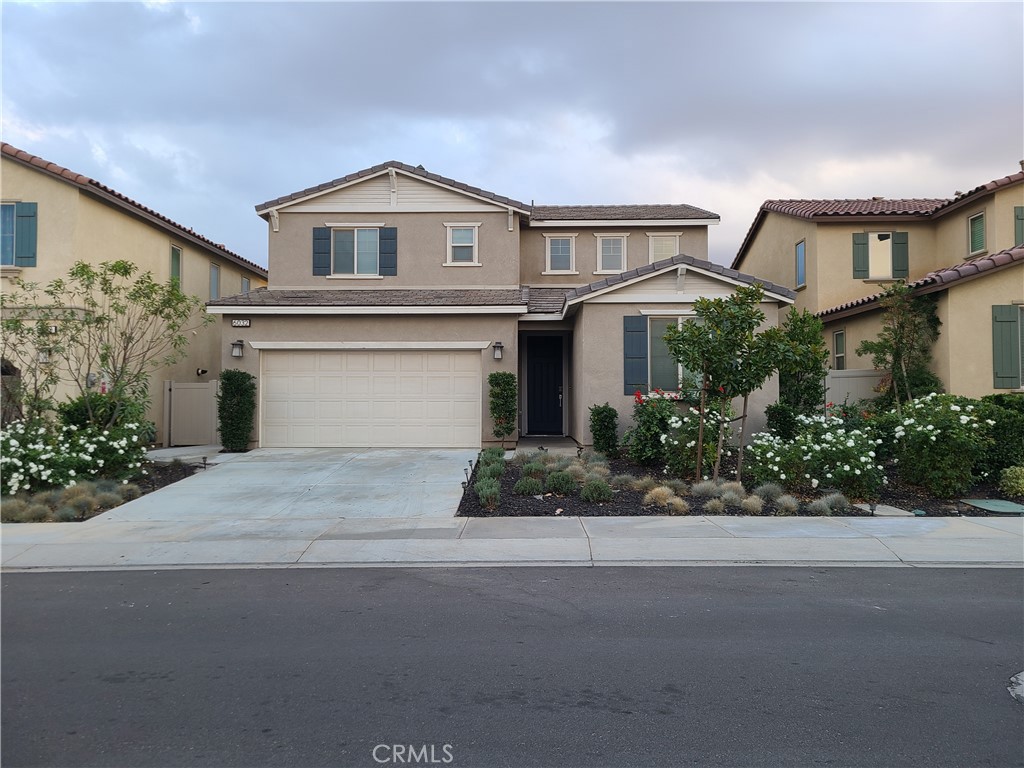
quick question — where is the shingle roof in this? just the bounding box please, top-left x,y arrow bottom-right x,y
566,253 -> 795,303
208,288 -> 526,308
817,244 -> 1024,319
524,287 -> 569,314
255,161 -> 531,214
1,142 -> 267,278
530,204 -> 719,222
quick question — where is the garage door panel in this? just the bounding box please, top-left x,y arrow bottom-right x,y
262,350 -> 482,448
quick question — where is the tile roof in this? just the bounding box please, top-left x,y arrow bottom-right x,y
817,244 -> 1024,319
530,204 -> 719,222
566,253 -> 795,303
524,287 -> 570,314
930,171 -> 1024,217
255,161 -> 531,214
208,288 -> 526,308
1,142 -> 267,278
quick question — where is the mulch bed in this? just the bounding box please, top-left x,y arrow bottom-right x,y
135,458 -> 201,495
456,453 -> 1021,518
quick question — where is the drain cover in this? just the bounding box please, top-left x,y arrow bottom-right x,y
960,499 -> 1024,516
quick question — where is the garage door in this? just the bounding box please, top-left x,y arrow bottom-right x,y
260,350 -> 481,448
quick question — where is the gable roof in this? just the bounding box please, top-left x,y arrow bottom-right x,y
255,160 -> 532,215
732,168 -> 1024,271
530,204 -> 719,224
1,142 -> 267,278
817,244 -> 1024,321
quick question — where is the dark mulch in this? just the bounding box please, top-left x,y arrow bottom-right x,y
135,459 -> 201,495
457,452 -> 1021,518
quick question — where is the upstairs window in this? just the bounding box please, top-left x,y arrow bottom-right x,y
544,234 -> 577,273
1,204 -> 15,266
0,201 -> 37,267
596,234 -> 627,273
852,231 -> 908,280
648,234 -> 680,263
209,263 -> 220,300
795,240 -> 806,288
333,228 -> 380,275
241,276 -> 251,294
445,223 -> 480,265
170,245 -> 182,284
969,212 -> 986,256
833,330 -> 846,371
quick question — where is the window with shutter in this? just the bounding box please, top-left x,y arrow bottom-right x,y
1015,206 -> 1024,246
969,213 -> 986,255
992,305 -> 1021,389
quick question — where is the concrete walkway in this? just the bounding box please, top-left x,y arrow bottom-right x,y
2,447 -> 1022,571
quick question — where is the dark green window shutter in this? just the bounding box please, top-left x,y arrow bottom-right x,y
992,305 -> 1021,389
891,231 -> 909,278
969,214 -> 986,254
623,316 -> 649,395
312,227 -> 331,276
852,233 -> 868,278
14,202 -> 37,267
378,227 -> 397,276
1014,206 -> 1023,245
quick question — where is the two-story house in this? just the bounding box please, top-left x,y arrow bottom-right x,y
0,143 -> 269,443
732,168 -> 1024,400
207,161 -> 793,449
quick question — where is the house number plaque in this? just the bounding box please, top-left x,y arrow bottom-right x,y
231,318 -> 251,327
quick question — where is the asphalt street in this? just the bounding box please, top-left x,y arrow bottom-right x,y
3,567 -> 1022,768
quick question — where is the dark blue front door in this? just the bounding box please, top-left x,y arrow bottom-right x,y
526,336 -> 563,435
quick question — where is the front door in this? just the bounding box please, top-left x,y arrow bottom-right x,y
526,336 -> 563,435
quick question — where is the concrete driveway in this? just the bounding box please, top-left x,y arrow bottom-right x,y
101,448 -> 478,523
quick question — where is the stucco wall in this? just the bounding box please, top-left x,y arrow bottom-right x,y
519,226 -> 709,286
736,214 -> 817,313
931,184 -> 1024,267
217,314 -> 519,446
268,210 -> 521,289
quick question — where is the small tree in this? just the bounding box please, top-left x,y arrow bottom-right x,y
855,282 -> 942,413
588,402 -> 619,457
777,308 -> 829,415
217,369 -> 257,451
488,371 -> 517,448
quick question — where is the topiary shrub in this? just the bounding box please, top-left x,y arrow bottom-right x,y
1000,466 -> 1024,497
581,478 -> 614,503
588,403 -> 619,458
218,369 -> 257,452
513,476 -> 544,496
545,471 -> 577,495
488,372 -> 517,447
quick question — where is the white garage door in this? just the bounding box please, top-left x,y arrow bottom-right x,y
260,350 -> 481,448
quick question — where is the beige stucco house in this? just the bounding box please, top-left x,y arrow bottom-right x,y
0,143 -> 268,442
207,161 -> 794,449
732,168 -> 1024,399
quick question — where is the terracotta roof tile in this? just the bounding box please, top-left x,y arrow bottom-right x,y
1,142 -> 267,278
817,244 -> 1024,318
761,198 -> 948,219
208,288 -> 526,308
530,204 -> 719,222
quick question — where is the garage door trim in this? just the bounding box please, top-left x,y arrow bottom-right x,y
250,341 -> 492,350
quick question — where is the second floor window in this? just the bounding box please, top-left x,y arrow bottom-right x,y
209,263 -> 220,300
597,235 -> 626,273
1,204 -> 16,266
241,276 -> 251,294
445,223 -> 480,265
544,235 -> 576,273
333,228 -> 379,275
833,330 -> 846,371
170,245 -> 182,284
648,234 -> 679,263
852,231 -> 908,280
969,212 -> 986,255
795,240 -> 806,287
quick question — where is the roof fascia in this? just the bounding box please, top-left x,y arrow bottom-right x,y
529,218 -> 719,228
206,304 -> 528,315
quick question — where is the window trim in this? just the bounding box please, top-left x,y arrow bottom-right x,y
594,233 -> 628,274
169,244 -> 182,284
543,233 -> 578,274
241,276 -> 251,294
647,232 -> 681,264
968,211 -> 986,256
795,239 -> 806,288
0,202 -> 15,267
648,314 -> 698,394
209,263 -> 220,300
444,222 -> 482,266
331,226 -> 381,277
833,329 -> 846,371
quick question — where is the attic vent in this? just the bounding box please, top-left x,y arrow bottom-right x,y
416,164 -> 425,170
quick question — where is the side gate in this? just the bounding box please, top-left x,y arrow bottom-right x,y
163,380 -> 220,447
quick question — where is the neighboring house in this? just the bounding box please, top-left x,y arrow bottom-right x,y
0,143 -> 269,442
732,167 -> 1024,399
207,161 -> 793,449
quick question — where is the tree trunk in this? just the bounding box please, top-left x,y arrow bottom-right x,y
713,399 -> 728,482
695,378 -> 707,483
736,393 -> 750,483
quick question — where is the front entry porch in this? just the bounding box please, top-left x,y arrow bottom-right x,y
520,331 -> 571,437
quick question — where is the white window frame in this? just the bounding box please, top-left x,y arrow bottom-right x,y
209,263 -> 220,300
648,315 -> 699,394
968,212 -> 986,256
647,232 -> 681,264
543,233 -> 578,274
330,226 -> 381,277
241,276 -> 251,294
444,222 -> 482,267
169,244 -> 182,284
833,329 -> 846,371
867,231 -> 894,280
595,233 -> 628,274
795,239 -> 806,288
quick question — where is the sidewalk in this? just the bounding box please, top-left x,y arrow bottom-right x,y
3,513 -> 1021,571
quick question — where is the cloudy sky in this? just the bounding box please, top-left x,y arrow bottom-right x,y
3,1 -> 1022,269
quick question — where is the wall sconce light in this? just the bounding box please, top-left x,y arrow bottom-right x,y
492,341 -> 504,360
37,349 -> 51,364
86,372 -> 98,388
230,340 -> 245,358
196,368 -> 209,377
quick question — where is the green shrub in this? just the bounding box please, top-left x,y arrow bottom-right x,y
581,479 -> 614,503
589,403 -> 619,458
57,392 -> 155,440
545,471 -> 576,495
752,482 -> 784,502
703,498 -> 725,515
740,495 -> 764,514
522,461 -> 547,480
665,479 -> 689,496
999,466 -> 1024,497
512,476 -> 544,496
477,461 -> 505,480
608,473 -> 635,489
622,394 -> 679,466
820,492 -> 852,513
720,491 -> 743,508
564,463 -> 587,482
120,483 -> 143,501
217,369 -> 257,452
691,480 -> 721,498
474,477 -> 500,509
488,372 -> 517,445
510,451 -> 532,467
631,476 -> 659,492
480,447 -> 505,463
663,404 -> 721,480
69,495 -> 98,517
720,481 -> 746,497
94,492 -> 124,510
54,506 -> 78,522
775,495 -> 800,515
807,499 -> 832,516
978,397 -> 1024,472
765,402 -> 800,441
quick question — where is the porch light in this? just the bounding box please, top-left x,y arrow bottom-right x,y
230,340 -> 245,358
492,341 -> 504,360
